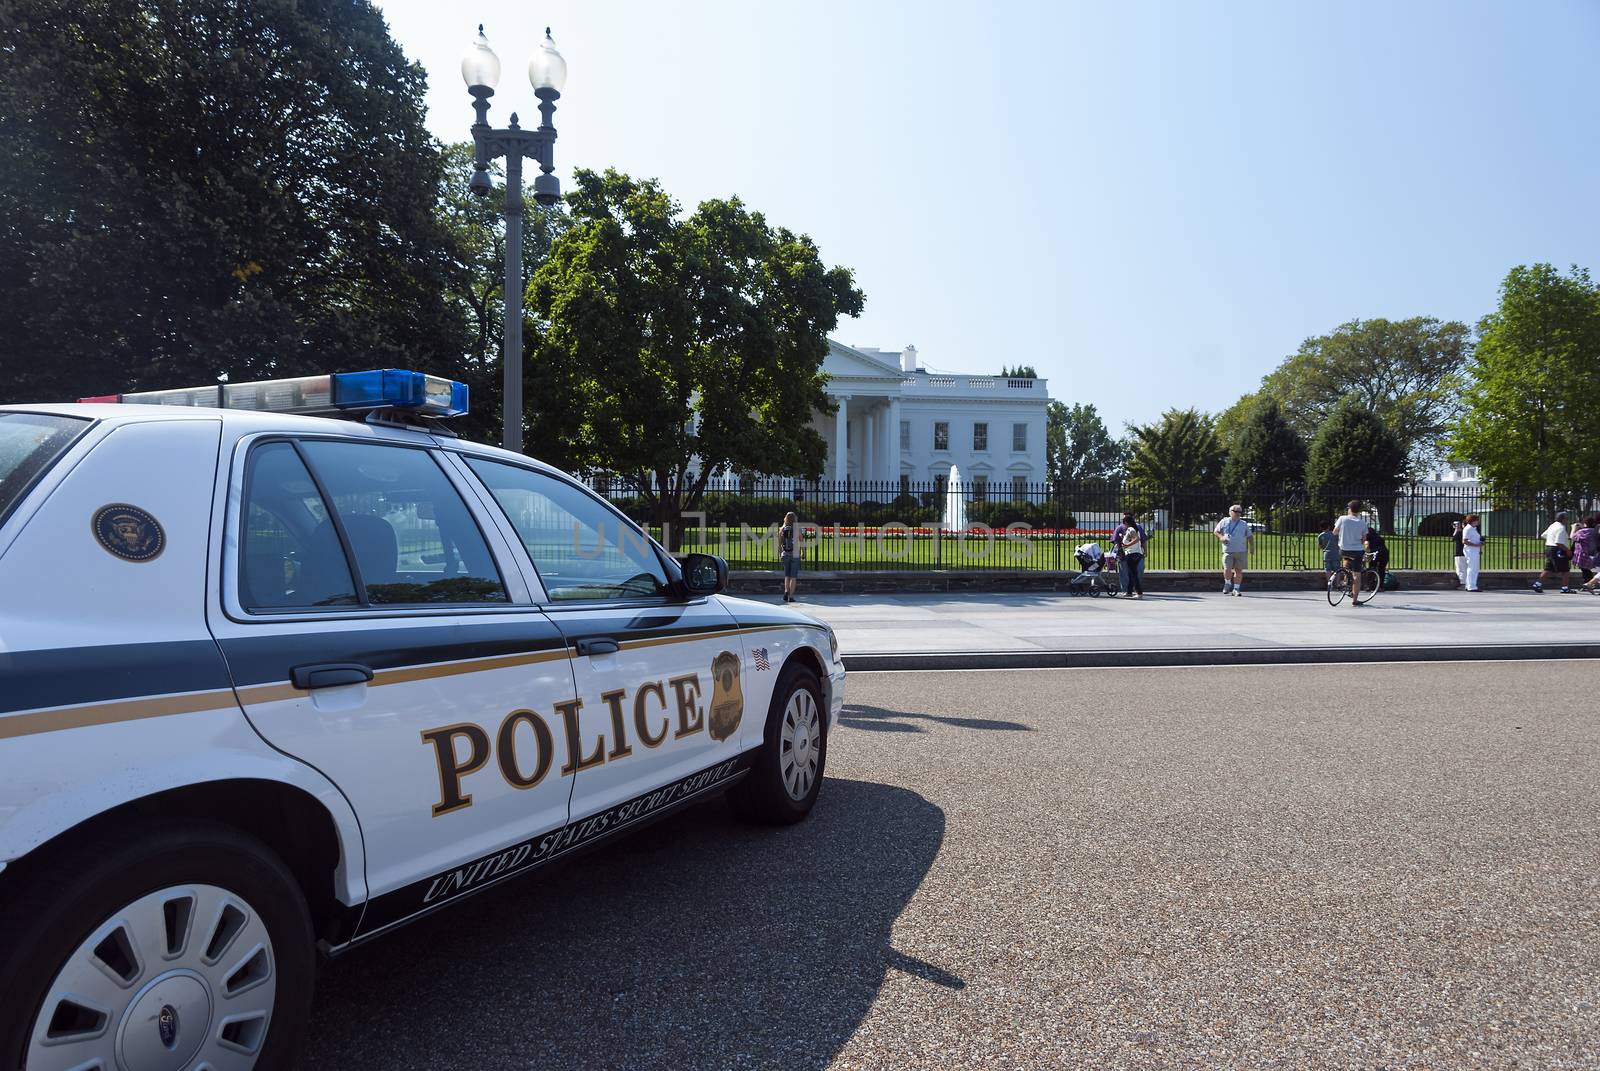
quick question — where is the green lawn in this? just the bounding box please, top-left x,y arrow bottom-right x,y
653,528 -> 1551,572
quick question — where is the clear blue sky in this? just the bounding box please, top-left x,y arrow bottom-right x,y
375,0 -> 1600,432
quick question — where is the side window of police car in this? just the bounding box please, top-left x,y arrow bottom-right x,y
464,458 -> 670,601
239,440 -> 508,609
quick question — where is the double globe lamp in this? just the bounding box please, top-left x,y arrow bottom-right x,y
461,26 -> 568,452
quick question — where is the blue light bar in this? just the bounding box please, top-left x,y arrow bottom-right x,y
331,370 -> 469,418
81,369 -> 469,420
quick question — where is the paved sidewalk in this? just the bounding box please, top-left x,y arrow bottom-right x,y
777,586 -> 1600,665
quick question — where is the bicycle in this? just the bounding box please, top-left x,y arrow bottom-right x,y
1326,552 -> 1382,607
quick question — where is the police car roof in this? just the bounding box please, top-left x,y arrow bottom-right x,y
1,402 -> 569,476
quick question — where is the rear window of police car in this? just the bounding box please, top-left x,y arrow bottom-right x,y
0,413 -> 88,525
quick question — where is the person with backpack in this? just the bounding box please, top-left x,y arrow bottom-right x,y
1113,512 -> 1148,599
1364,526 -> 1390,586
777,510 -> 804,602
1532,511 -> 1574,594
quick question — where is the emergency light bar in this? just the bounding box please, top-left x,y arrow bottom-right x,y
80,369 -> 469,419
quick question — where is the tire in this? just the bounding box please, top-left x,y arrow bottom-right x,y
1357,569 -> 1381,604
1327,569 -> 1348,606
728,662 -> 827,825
0,819 -> 316,1071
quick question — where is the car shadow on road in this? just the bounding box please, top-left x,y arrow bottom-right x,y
298,778 -> 948,1071
838,702 -> 1032,733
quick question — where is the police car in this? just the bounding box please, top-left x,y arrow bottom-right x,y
0,370 -> 843,1069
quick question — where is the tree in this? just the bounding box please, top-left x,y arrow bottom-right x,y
1124,408 -> 1225,525
1260,317 -> 1471,472
0,0 -> 467,403
1305,397 -> 1408,531
1450,263 -> 1600,505
1046,401 -> 1124,483
1221,397 -> 1307,500
528,169 -> 864,543
1000,364 -> 1038,379
1215,390 -> 1263,455
434,142 -> 568,443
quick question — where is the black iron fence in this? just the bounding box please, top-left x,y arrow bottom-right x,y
589,478 -> 1600,573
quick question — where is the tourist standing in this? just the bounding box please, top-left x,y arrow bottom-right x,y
1462,513 -> 1484,591
778,511 -> 803,602
1572,515 -> 1599,591
1532,511 -> 1574,594
1333,500 -> 1371,608
1318,518 -> 1342,583
1214,504 -> 1253,596
1114,512 -> 1147,599
1451,520 -> 1467,588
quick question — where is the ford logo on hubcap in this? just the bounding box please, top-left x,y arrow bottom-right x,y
157,1004 -> 179,1048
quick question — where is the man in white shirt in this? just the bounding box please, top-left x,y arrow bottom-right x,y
1332,499 -> 1371,608
1533,511 -> 1574,594
1462,513 -> 1484,591
1214,504 -> 1253,596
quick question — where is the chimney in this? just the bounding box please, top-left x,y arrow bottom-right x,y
901,344 -> 918,373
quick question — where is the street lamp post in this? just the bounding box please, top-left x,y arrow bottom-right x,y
461,25 -> 568,454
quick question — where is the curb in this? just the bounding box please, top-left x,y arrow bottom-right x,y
842,643 -> 1600,672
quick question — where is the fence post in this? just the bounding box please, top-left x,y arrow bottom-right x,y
1166,484 -> 1176,571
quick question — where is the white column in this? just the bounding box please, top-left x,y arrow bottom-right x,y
862,410 -> 875,486
882,398 -> 898,482
834,396 -> 849,481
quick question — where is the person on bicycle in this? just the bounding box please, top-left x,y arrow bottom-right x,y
1333,499 -> 1371,608
1364,526 -> 1390,583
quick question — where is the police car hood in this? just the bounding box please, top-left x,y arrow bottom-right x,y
716,594 -> 830,632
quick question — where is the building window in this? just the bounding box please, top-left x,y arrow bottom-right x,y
973,422 -> 988,451
593,473 -> 612,496
933,422 -> 949,451
1012,423 -> 1028,452
899,473 -> 910,496
1012,476 -> 1027,501
972,475 -> 987,502
900,420 -> 910,451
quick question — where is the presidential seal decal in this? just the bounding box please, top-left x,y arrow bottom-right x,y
92,503 -> 165,562
708,650 -> 744,741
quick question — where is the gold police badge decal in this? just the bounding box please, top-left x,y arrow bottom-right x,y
92,503 -> 165,562
708,650 -> 744,741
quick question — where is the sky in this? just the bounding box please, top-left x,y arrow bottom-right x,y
373,0 -> 1600,433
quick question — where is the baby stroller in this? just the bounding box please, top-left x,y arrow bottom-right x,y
1069,541 -> 1120,596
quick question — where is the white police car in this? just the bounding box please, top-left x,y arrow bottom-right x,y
0,370 -> 843,1069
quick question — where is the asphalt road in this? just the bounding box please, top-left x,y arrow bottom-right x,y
297,662 -> 1600,1070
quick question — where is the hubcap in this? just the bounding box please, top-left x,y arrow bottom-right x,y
779,686 -> 822,801
28,883 -> 276,1071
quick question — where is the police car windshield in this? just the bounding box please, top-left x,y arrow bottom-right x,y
0,413 -> 88,525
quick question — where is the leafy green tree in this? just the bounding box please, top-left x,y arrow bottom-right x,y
1305,397 -> 1408,530
1124,408 -> 1225,525
1260,317 -> 1470,472
0,0 -> 466,403
1215,390 -> 1263,454
1046,401 -> 1124,482
1221,397 -> 1307,500
434,143 -> 568,443
1450,263 -> 1600,505
1000,364 -> 1038,379
528,169 -> 863,542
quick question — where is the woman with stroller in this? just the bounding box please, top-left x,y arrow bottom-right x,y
1114,512 -> 1148,599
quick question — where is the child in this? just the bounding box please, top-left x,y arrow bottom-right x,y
1317,518 -> 1341,584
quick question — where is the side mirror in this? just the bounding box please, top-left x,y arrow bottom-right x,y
678,553 -> 727,597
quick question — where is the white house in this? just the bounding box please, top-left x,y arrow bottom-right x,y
815,341 -> 1050,499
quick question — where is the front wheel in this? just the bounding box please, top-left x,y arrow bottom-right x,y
0,821 -> 316,1071
1356,569 -> 1381,604
728,662 -> 827,825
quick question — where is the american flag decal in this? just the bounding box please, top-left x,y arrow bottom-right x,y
752,647 -> 771,672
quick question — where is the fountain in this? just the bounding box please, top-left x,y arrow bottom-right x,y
943,465 -> 966,532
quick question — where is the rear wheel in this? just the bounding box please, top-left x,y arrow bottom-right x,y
1327,569 -> 1349,606
0,821 -> 316,1071
1356,569 -> 1381,604
728,662 -> 827,825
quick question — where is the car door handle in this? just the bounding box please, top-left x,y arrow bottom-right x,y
575,638 -> 620,657
290,662 -> 375,690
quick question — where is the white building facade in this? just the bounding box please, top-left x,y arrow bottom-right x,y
815,341 -> 1050,499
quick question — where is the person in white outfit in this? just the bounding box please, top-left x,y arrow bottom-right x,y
1452,520 -> 1468,589
1462,513 -> 1484,591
